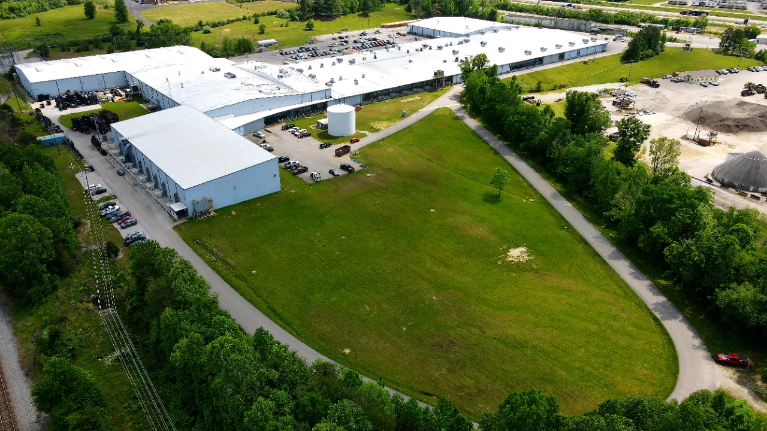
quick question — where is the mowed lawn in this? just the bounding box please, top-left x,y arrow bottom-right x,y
58,101 -> 148,129
0,2 -> 117,45
175,108 -> 676,417
286,88 -> 449,145
512,47 -> 763,92
191,3 -> 413,48
141,1 -> 294,26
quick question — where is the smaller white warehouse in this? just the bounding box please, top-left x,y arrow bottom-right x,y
111,105 -> 280,211
327,104 -> 356,136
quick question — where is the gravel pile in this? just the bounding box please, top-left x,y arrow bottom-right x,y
0,294 -> 45,431
685,101 -> 767,134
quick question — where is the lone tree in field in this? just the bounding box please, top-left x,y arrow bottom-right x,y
84,1 -> 96,20
35,16 -> 41,26
259,23 -> 266,34
490,168 -> 511,197
305,20 -> 314,32
613,116 -> 651,167
114,0 -> 129,23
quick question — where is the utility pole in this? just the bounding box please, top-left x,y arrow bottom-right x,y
626,60 -> 634,89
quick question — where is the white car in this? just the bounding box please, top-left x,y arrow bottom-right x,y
100,205 -> 120,217
254,131 -> 266,139
87,183 -> 102,191
310,172 -> 322,182
625,92 -> 638,97
709,81 -> 719,86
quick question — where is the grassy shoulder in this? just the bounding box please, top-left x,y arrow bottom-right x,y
286,88 -> 450,145
141,0 -> 295,26
511,47 -> 763,92
468,102 -> 767,391
191,3 -> 413,49
175,107 -> 676,418
0,1 -> 117,46
58,101 -> 149,129
8,144 -> 145,430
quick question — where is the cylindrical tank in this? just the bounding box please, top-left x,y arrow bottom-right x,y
327,104 -> 356,137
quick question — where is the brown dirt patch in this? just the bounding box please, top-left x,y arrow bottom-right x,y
684,101 -> 767,134
505,247 -> 531,262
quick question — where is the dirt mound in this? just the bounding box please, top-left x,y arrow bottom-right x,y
684,101 -> 767,134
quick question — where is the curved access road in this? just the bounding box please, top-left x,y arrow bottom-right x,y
356,85 -> 717,401
446,97 -> 718,402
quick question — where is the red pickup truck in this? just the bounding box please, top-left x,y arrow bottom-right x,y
715,353 -> 753,368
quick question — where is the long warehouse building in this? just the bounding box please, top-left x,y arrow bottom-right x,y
16,18 -> 607,135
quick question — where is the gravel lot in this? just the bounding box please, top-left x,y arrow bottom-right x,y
0,295 -> 44,431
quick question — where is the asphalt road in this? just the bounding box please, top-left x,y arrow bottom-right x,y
356,84 -> 717,402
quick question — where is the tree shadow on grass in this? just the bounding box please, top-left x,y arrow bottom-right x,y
482,192 -> 501,205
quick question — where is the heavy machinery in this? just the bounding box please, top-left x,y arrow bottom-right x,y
745,82 -> 766,94
640,77 -> 660,88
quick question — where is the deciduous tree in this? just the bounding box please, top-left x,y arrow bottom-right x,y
613,116 -> 651,167
84,1 -> 96,19
114,0 -> 129,23
648,136 -> 681,179
490,167 -> 511,197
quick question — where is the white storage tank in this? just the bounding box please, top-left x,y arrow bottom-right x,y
327,104 -> 356,137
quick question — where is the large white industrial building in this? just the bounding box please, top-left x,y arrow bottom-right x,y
111,105 -> 280,211
14,17 -> 607,212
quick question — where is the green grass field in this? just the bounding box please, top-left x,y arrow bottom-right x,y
58,101 -> 148,129
0,1 -> 118,46
511,47 -> 763,91
140,1 -> 295,26
191,3 -> 413,49
286,88 -> 449,145
175,108 -> 676,417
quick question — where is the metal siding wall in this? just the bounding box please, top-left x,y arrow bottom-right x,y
80,75 -> 105,92
54,77 -> 84,94
32,81 -> 60,99
104,72 -> 128,89
241,118 -> 265,135
204,92 -> 326,118
183,159 -> 281,210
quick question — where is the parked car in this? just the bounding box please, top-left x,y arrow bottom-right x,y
99,201 -> 116,211
311,171 -> 322,182
116,214 -> 134,224
254,131 -> 266,139
100,205 -> 120,217
291,166 -> 308,175
715,353 -> 752,368
354,105 -> 362,111
120,218 -> 138,229
710,81 -> 719,86
350,137 -> 360,143
728,68 -> 739,74
328,169 -> 340,176
124,231 -> 146,246
320,142 -> 332,149
299,131 -> 311,138
108,211 -> 130,222
117,169 -> 125,176
91,186 -> 107,195
87,183 -> 102,191
700,82 -> 708,87
340,163 -> 355,173
259,144 -> 274,152
278,156 -> 290,163
285,161 -> 301,169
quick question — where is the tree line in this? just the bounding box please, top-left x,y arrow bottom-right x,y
0,0 -> 76,20
461,56 -> 767,341
31,237 -> 767,430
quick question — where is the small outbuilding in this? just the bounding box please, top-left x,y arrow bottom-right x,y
712,150 -> 767,192
680,70 -> 720,83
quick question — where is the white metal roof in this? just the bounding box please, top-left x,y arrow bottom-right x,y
15,46 -> 210,84
112,105 -> 275,189
409,16 -> 515,35
298,27 -> 607,99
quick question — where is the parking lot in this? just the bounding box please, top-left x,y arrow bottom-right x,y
244,125 -> 362,183
232,28 -> 421,66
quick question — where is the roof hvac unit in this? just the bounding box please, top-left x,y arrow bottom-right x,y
480,41 -> 487,46
125,162 -> 133,169
437,45 -> 443,50
296,68 -> 304,73
224,72 -> 237,78
153,189 -> 165,198
498,47 -> 505,52
409,59 -> 413,63
130,168 -> 139,175
524,50 -> 532,55
362,73 -> 366,78
137,174 -> 147,182
443,59 -> 447,63
330,78 -> 335,83
308,65 -> 312,70
337,58 -> 343,63
569,41 -> 576,46
309,74 -> 316,79
591,37 -> 597,41
354,79 -> 359,85
453,50 -> 459,55
555,44 -> 562,48
454,57 -> 459,62
209,66 -> 220,72
541,47 -> 547,52
339,76 -> 343,81
145,182 -> 155,190
464,38 -> 470,43
321,63 -> 325,68
117,156 -> 126,163
582,39 -> 589,43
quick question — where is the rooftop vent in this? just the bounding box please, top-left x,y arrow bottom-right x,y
540,47 -> 547,52
454,57 -> 459,62
569,41 -> 576,46
498,47 -> 505,52
308,65 -> 312,70
409,59 -> 413,63
480,41 -> 487,46
296,68 -> 304,73
443,59 -> 447,63
330,78 -> 335,83
354,79 -> 359,85
582,39 -> 589,43
209,66 -> 220,72
524,50 -> 532,55
321,63 -> 324,68
555,44 -> 562,48
309,74 -> 316,79
337,58 -> 343,63
339,76 -> 343,81
453,49 -> 459,55
224,72 -> 236,79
